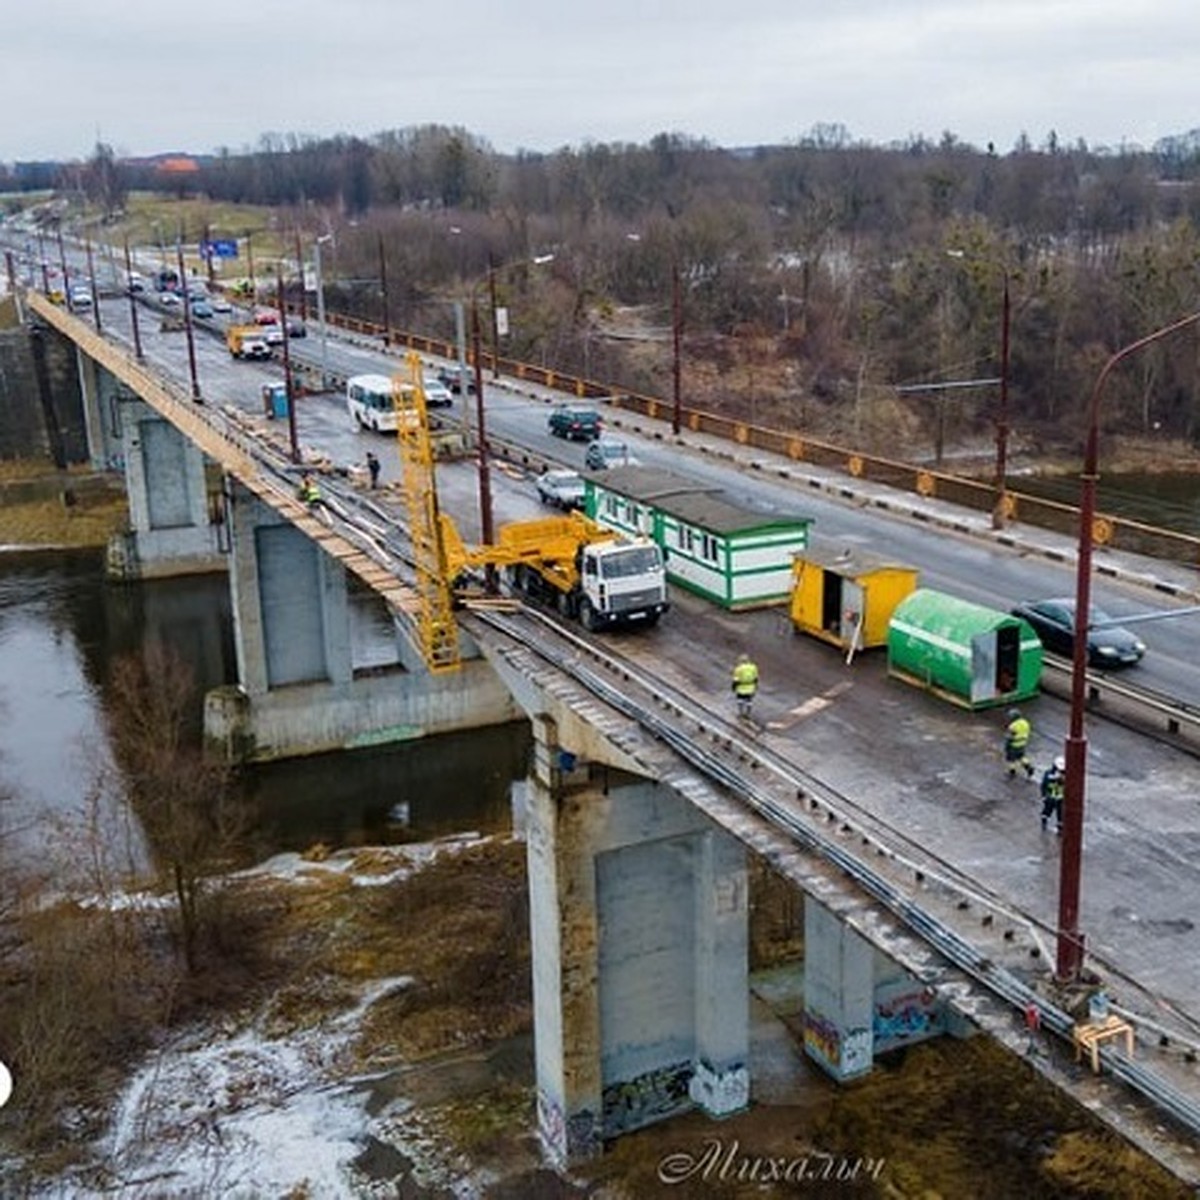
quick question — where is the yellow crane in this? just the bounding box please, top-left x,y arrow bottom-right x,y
392,352 -> 462,673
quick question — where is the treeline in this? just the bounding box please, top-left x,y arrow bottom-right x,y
11,123 -> 1200,448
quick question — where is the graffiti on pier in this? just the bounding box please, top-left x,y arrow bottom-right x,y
603,1061 -> 692,1135
872,980 -> 943,1054
804,1009 -> 872,1079
538,1090 -> 600,1162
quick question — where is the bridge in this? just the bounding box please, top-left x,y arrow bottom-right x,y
8,279 -> 1200,1181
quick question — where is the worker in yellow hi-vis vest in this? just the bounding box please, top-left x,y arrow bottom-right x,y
731,653 -> 759,720
1004,707 -> 1035,781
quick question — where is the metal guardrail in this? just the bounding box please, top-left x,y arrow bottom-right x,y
1040,657 -> 1200,751
469,604 -> 1200,1145
289,304 -> 1200,572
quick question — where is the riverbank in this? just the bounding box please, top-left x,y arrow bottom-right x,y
1,836 -> 1190,1198
0,460 -> 127,549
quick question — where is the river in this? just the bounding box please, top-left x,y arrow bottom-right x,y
0,547 -> 527,874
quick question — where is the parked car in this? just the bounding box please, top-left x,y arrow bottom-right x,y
158,290 -> 181,307
189,298 -> 214,319
1009,597 -> 1146,667
548,405 -> 603,441
585,437 -> 636,470
436,364 -> 477,395
536,468 -> 586,510
69,286 -> 93,309
422,375 -> 455,408
210,295 -> 233,313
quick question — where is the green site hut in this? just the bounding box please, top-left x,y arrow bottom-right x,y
886,587 -> 1043,710
584,465 -> 812,609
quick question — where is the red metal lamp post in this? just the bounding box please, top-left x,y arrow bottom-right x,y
1056,309 -> 1200,981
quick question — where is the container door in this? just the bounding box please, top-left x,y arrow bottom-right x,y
970,632 -> 996,705
821,570 -> 842,634
840,579 -> 865,647
994,623 -> 1020,695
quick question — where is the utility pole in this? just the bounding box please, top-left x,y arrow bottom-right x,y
123,236 -> 143,360
378,233 -> 392,346
672,259 -> 683,435
177,237 -> 202,402
84,234 -> 101,333
277,265 -> 299,462
295,231 -> 308,321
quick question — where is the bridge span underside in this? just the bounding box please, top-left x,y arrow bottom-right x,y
204,479 -> 520,762
483,639 -> 949,1164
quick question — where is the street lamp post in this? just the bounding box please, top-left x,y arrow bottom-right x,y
467,253 -> 555,557
378,233 -> 392,347
84,234 -> 101,333
176,237 -> 202,403
672,258 -> 683,435
314,234 -> 332,390
946,249 -> 1012,529
993,276 -> 1011,529
277,265 -> 299,463
1056,308 -> 1200,981
123,236 -> 143,360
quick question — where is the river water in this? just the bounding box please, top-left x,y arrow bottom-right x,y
0,548 -> 527,872
1012,468 -> 1200,535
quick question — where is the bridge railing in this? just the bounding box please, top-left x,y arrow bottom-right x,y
300,306 -> 1200,570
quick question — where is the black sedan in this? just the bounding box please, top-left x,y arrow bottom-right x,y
1010,597 -> 1146,667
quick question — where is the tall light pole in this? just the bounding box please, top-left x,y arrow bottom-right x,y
672,258 -> 683,435
277,265 -> 299,462
1056,309 -> 1200,981
177,236 -> 202,403
946,249 -> 1012,528
314,234 -> 332,390
84,234 -> 102,333
378,233 -> 392,346
123,236 -> 143,360
468,253 -> 554,559
993,275 -> 1011,530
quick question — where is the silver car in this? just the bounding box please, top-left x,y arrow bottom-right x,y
536,469 -> 586,510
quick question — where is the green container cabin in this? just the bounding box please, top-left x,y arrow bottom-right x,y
887,588 -> 1042,710
585,466 -> 812,609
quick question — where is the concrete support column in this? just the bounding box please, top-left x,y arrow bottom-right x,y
526,716 -> 748,1166
75,347 -> 106,471
527,715 -> 603,1165
106,397 -> 224,579
803,898 -> 875,1081
205,478 -> 519,763
689,830 -> 750,1116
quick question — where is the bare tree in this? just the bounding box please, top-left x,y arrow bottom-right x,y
106,643 -> 242,973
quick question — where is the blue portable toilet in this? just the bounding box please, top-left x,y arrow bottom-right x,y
261,381 -> 289,420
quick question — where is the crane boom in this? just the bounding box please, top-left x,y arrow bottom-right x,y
393,352 -> 461,672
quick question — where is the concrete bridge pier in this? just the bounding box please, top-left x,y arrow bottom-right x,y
802,896 -> 951,1082
205,479 -> 519,763
105,394 -> 225,580
525,715 -> 749,1166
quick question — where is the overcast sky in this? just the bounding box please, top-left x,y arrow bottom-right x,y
5,0 -> 1199,163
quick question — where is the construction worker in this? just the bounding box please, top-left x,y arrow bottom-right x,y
731,653 -> 759,719
1040,756 -> 1066,833
1004,706 -> 1035,780
297,472 -> 322,508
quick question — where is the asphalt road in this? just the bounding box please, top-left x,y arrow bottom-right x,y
11,257 -> 1200,1031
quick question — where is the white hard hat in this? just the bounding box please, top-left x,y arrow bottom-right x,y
1054,756 -> 1066,772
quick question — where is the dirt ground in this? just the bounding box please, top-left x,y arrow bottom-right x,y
221,840 -> 1196,1198
0,459 -> 128,547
